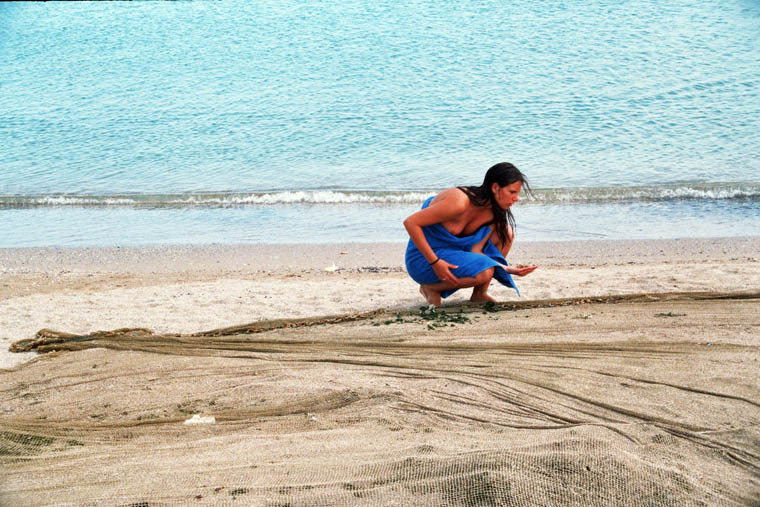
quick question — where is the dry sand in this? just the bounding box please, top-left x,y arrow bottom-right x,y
1,237 -> 759,505
1,237 -> 759,369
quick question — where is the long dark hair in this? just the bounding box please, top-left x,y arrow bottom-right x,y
458,162 -> 530,246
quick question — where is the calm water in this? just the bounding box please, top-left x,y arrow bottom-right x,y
1,1 -> 758,246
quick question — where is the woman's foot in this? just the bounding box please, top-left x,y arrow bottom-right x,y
470,291 -> 496,303
420,285 -> 442,307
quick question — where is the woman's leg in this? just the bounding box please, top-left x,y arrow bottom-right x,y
420,267 -> 495,307
470,271 -> 495,303
468,230 -> 498,302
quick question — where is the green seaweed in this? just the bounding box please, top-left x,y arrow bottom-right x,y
483,301 -> 499,313
373,307 -> 472,329
419,306 -> 472,329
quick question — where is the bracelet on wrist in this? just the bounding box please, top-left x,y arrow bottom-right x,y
429,257 -> 440,266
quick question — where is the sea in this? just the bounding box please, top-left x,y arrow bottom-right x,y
1,1 -> 758,247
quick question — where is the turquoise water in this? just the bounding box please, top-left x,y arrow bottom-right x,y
1,1 -> 758,246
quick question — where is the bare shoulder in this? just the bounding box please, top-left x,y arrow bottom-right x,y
405,187 -> 470,227
431,187 -> 470,211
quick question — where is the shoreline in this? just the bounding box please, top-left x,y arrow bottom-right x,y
2,236 -> 759,369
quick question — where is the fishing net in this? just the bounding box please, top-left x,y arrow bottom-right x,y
2,292 -> 759,506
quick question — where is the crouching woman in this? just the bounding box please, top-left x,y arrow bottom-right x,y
403,162 -> 538,307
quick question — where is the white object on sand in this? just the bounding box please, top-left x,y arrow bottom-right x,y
183,414 -> 216,425
324,263 -> 339,272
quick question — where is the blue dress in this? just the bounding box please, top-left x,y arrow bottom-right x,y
405,196 -> 519,299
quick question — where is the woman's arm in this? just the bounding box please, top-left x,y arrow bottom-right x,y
490,224 -> 514,258
489,224 -> 539,276
403,190 -> 469,285
470,226 -> 494,255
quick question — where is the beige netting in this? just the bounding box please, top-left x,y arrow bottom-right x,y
2,292 -> 759,506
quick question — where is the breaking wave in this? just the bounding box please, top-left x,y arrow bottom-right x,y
1,183 -> 758,208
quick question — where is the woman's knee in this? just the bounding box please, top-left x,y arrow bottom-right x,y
471,267 -> 494,285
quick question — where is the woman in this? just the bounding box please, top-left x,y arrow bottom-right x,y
404,162 -> 538,307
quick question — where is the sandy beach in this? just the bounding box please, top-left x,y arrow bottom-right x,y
1,237 -> 759,369
2,237 -> 759,505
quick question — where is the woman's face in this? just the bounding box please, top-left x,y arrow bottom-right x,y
492,181 -> 523,209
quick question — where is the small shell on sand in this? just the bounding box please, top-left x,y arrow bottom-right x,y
183,414 -> 216,425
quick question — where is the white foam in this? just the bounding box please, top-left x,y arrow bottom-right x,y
529,184 -> 760,203
1,184 -> 757,208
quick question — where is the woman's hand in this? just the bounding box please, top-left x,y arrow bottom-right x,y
506,265 -> 538,277
432,259 -> 460,285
